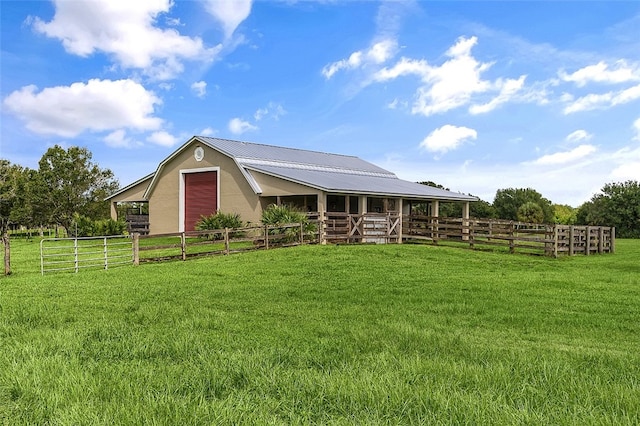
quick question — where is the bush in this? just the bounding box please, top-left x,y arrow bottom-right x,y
94,218 -> 127,236
261,204 -> 316,243
517,202 -> 544,224
70,214 -> 126,237
196,212 -> 244,239
70,214 -> 95,237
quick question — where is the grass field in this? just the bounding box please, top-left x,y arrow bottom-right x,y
1,239 -> 639,424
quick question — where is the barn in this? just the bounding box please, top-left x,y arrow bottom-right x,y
106,136 -> 477,236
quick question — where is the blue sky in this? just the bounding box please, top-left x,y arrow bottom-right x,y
2,0 -> 639,207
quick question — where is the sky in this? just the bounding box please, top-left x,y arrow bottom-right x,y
1,0 -> 639,207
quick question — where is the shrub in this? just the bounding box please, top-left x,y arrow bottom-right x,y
196,212 -> 244,239
517,202 -> 544,224
70,214 -> 95,237
69,214 -> 127,237
261,204 -> 316,243
94,218 -> 127,236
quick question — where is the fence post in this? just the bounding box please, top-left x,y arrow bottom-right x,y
611,227 -> 615,254
224,228 -> 230,254
133,233 -> 140,266
598,227 -> 604,254
74,238 -> 79,273
300,223 -> 304,245
181,232 -> 186,261
568,226 -> 574,256
553,226 -> 559,258
104,237 -> 108,269
585,226 -> 590,256
265,225 -> 269,250
3,232 -> 10,276
509,222 -> 515,254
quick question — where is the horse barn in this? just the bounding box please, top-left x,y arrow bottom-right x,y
106,136 -> 477,237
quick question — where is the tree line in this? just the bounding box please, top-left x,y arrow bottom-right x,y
1,145 -> 119,237
1,146 -> 639,238
418,181 -> 640,238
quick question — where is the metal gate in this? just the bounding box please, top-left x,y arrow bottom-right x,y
40,236 -> 132,274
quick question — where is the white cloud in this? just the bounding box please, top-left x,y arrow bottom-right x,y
634,117 -> 640,141
3,79 -> 162,137
203,0 -> 252,39
374,36 -> 518,116
200,127 -> 217,136
559,60 -> 640,87
420,125 -> 477,154
563,83 -> 640,114
374,57 -> 430,81
532,144 -> 597,166
146,130 -> 178,147
104,129 -> 140,148
33,0 -> 220,80
610,161 -> 640,181
191,81 -> 207,98
322,38 -> 397,79
254,102 -> 286,121
228,117 -> 257,134
469,75 -> 527,114
565,130 -> 593,143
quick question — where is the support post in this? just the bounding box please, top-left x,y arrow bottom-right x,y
431,200 -> 439,241
462,201 -> 470,241
553,226 -> 559,258
224,228 -> 230,254
585,226 -> 590,256
265,225 -> 269,250
398,198 -> 404,244
181,232 -> 186,261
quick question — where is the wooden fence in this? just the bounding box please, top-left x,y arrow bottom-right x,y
402,215 -> 614,257
33,215 -> 615,274
133,223 -> 318,264
323,212 -> 401,244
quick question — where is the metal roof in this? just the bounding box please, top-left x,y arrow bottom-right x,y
195,137 -> 476,201
122,136 -> 477,202
197,137 -> 394,176
244,164 -> 477,201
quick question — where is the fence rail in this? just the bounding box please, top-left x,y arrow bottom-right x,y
40,236 -> 132,274
324,212 -> 401,244
134,222 -> 319,264
35,215 -> 615,274
403,215 -> 614,257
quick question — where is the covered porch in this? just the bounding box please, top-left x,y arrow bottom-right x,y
264,193 -> 472,244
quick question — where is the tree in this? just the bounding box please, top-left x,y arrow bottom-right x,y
517,202 -> 544,223
35,146 -> 119,233
577,180 -> 640,238
553,204 -> 577,225
493,188 -> 554,223
417,182 -> 495,218
0,159 -> 25,234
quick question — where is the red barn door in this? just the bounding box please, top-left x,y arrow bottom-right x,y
184,171 -> 217,232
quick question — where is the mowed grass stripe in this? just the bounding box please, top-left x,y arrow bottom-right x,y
1,241 -> 639,424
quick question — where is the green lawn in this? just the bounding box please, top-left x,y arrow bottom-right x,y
1,239 -> 639,424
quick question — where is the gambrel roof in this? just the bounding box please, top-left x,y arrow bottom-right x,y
122,136 -> 476,202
